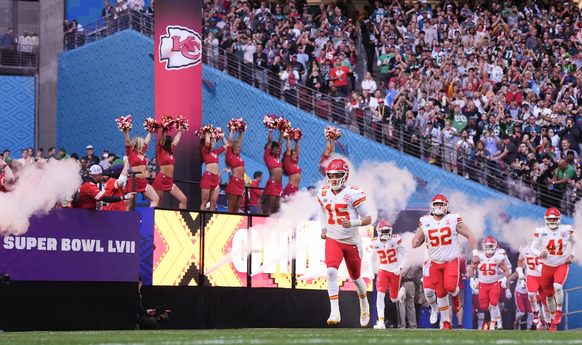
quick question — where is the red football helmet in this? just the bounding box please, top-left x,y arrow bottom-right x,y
430,194 -> 449,216
377,220 -> 393,241
326,159 -> 349,190
482,236 -> 497,255
545,207 -> 561,230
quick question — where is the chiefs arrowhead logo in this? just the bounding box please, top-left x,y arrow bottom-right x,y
159,26 -> 202,70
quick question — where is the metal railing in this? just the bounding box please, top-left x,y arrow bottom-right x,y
204,45 -> 350,121
0,44 -> 37,68
202,46 -> 578,216
564,285 -> 582,330
64,10 -> 154,51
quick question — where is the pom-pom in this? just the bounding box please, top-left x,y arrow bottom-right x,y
116,115 -> 132,132
263,114 -> 278,129
195,124 -> 215,138
175,115 -> 190,132
324,126 -> 342,140
143,118 -> 160,133
213,127 -> 224,142
160,115 -> 175,132
277,118 -> 291,131
285,128 -> 303,141
227,118 -> 248,132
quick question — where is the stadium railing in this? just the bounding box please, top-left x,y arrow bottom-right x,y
564,285 -> 582,330
204,45 -> 350,123
0,44 -> 38,69
201,46 -> 576,216
64,10 -> 154,51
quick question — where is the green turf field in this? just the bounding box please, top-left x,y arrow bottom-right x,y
0,329 -> 581,345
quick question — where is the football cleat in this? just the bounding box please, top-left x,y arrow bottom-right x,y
441,321 -> 453,330
489,322 -> 496,331
533,311 -> 540,326
452,294 -> 461,312
360,312 -> 370,327
429,308 -> 439,324
553,310 -> 563,325
399,287 -> 406,303
373,319 -> 386,329
360,296 -> 370,327
497,320 -> 503,330
549,323 -> 558,332
327,311 -> 341,325
514,321 -> 519,331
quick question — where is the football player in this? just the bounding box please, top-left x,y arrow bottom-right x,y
469,236 -> 510,331
412,195 -> 480,330
370,221 -> 408,329
494,245 -> 512,329
318,159 -> 373,327
529,207 -> 578,331
515,239 -> 547,330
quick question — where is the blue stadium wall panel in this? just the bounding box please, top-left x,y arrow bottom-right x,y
66,0 -> 152,26
56,30 -> 155,159
0,76 -> 35,158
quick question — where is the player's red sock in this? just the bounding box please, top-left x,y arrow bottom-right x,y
452,294 -> 461,312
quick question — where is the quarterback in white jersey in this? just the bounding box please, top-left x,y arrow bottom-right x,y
318,159 -> 372,327
469,236 -> 509,331
412,194 -> 480,330
530,207 -> 578,331
369,221 -> 408,329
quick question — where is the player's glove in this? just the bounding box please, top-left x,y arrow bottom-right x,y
470,278 -> 478,291
394,267 -> 402,275
505,289 -> 512,299
516,267 -> 524,280
500,277 -> 507,289
520,279 -> 527,291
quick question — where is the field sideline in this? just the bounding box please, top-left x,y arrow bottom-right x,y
1,329 -> 582,345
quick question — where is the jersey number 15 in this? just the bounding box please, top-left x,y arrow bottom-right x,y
325,203 -> 351,225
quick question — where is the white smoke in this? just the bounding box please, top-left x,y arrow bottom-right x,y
448,192 -> 540,253
0,159 -> 82,236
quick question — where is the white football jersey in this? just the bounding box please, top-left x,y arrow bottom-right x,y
370,235 -> 407,273
419,213 -> 462,263
476,251 -> 506,284
317,185 -> 367,245
532,224 -> 575,267
496,248 -> 512,279
519,244 -> 541,278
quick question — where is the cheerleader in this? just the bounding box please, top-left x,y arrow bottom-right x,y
199,131 -> 228,210
263,129 -> 284,215
152,128 -> 188,209
318,137 -> 335,176
123,129 -> 159,210
282,136 -> 300,197
225,128 -> 245,213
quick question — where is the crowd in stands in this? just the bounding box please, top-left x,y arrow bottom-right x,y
0,27 -> 39,67
64,0 -> 155,50
200,0 -> 582,215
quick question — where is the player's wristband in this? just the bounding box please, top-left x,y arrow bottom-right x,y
350,219 -> 362,227
472,249 -> 479,256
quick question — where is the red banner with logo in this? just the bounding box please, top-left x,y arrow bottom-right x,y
155,0 -> 202,207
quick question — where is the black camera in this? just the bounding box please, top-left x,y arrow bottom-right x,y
0,272 -> 10,285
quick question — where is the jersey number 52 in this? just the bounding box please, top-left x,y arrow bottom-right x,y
427,227 -> 452,247
325,203 -> 350,225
